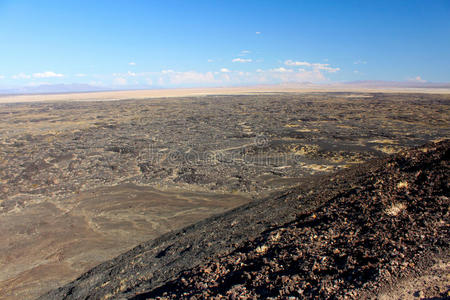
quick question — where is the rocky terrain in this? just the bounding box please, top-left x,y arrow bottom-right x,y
1,93 -> 449,203
143,141 -> 450,299
41,140 -> 449,299
0,92 -> 449,298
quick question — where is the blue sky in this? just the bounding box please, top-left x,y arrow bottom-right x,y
0,0 -> 449,88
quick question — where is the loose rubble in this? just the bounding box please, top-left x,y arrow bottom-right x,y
141,140 -> 449,299
41,140 -> 449,299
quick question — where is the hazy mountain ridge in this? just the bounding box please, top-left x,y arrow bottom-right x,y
0,84 -> 107,95
343,80 -> 450,89
2,80 -> 450,96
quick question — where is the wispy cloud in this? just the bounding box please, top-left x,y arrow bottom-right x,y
284,60 -> 340,73
238,50 -> 251,56
33,71 -> 64,78
408,75 -> 426,83
285,60 -> 312,67
207,59 -> 214,63
232,58 -> 252,63
353,59 -> 367,65
154,70 -> 221,86
75,73 -> 87,77
270,67 -> 293,73
109,69 -> 224,87
314,64 -> 340,73
129,62 -> 136,66
255,31 -> 261,34
113,77 -> 127,85
107,61 -> 338,87
12,73 -> 31,79
255,67 -> 326,83
0,75 -> 5,79
112,71 -> 144,77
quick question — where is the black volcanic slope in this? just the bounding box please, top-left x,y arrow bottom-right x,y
40,140 -> 449,299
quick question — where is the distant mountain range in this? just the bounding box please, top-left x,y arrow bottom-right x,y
342,80 -> 450,89
279,80 -> 450,89
0,84 -> 108,95
1,81 -> 449,96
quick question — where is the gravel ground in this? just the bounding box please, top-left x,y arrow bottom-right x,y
40,140 -> 449,299
140,140 -> 449,299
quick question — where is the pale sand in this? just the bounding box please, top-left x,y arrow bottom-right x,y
1,86 -> 450,104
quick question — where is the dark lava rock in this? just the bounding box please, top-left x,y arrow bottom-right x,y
39,140 -> 449,300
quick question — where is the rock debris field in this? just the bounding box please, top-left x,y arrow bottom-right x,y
0,92 -> 449,299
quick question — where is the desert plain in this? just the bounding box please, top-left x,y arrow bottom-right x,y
0,89 -> 449,299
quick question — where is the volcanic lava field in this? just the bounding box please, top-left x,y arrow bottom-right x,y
0,92 -> 449,299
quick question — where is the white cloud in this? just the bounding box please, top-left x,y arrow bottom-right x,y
0,75 -> 4,79
129,62 -> 136,66
270,67 -> 293,73
314,63 -> 340,73
285,60 -> 311,67
239,50 -> 251,56
155,69 -> 251,86
255,31 -> 261,34
113,77 -> 127,85
164,71 -> 217,85
257,68 -> 326,83
409,76 -> 426,83
284,60 -> 340,73
107,63 -> 336,87
12,73 -> 31,79
207,59 -> 214,63
353,70 -> 360,74
232,58 -> 252,63
75,73 -> 87,77
33,71 -> 64,78
112,71 -> 146,77
354,59 -> 367,65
